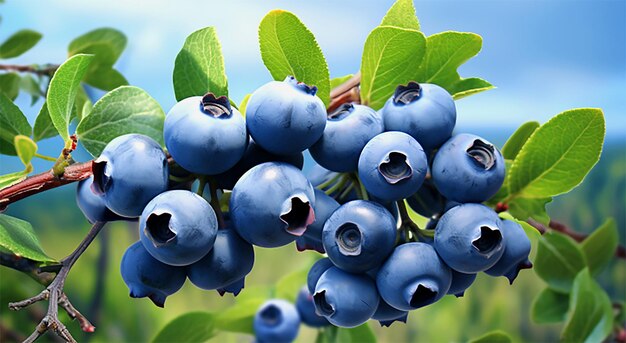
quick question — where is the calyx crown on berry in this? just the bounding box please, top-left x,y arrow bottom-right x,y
327,103 -> 355,120
393,81 -> 422,105
285,75 -> 318,96
466,139 -> 497,170
201,93 -> 232,118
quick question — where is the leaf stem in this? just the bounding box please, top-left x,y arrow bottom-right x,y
34,153 -> 58,162
208,177 -> 226,229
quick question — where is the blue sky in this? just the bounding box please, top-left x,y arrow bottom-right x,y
1,0 -> 624,161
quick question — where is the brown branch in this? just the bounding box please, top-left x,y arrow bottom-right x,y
0,64 -> 58,77
0,252 -> 57,286
527,219 -> 626,259
328,72 -> 361,112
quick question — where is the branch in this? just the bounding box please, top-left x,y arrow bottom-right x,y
328,72 -> 361,112
0,252 -> 57,286
0,64 -> 58,77
527,219 -> 626,259
8,221 -> 106,342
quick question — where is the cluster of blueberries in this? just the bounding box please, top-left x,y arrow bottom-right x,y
75,76 -> 531,332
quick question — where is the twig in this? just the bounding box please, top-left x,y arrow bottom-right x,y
0,252 -> 57,286
8,222 -> 106,342
327,72 -> 361,112
0,64 -> 58,77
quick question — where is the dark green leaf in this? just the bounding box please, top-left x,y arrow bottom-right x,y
581,218 -> 618,275
152,312 -> 215,343
32,102 -> 57,142
336,323 -> 377,343
275,267 -> 308,302
73,86 -> 91,122
0,214 -> 55,264
76,86 -> 165,157
259,10 -> 330,105
214,298 -> 265,334
0,72 -> 20,100
561,269 -> 613,343
0,29 -> 42,58
507,197 -> 552,226
534,231 -> 586,293
68,28 -> 127,67
173,27 -> 228,102
46,54 -> 93,141
501,121 -> 540,160
380,0 -> 420,30
84,65 -> 127,91
360,26 -> 426,110
508,108 -> 605,198
330,74 -> 353,90
19,74 -> 41,105
531,287 -> 569,324
13,135 -> 37,167
0,93 -> 31,155
469,330 -> 512,343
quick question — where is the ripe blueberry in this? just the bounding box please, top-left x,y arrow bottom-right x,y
254,299 -> 300,343
76,176 -> 128,223
307,258 -> 333,294
485,219 -> 532,283
296,286 -> 329,327
371,299 -> 409,327
447,270 -> 477,297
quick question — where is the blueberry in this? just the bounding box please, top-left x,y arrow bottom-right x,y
485,219 -> 532,284
371,299 -> 409,327
164,94 -> 247,175
377,242 -> 451,311
92,134 -> 169,217
187,229 -> 254,290
313,267 -> 379,328
382,82 -> 456,151
76,176 -> 129,223
432,133 -> 505,203
295,236 -> 325,254
322,200 -> 396,273
296,286 -> 329,327
307,258 -> 333,294
120,241 -> 186,307
358,131 -> 428,201
230,162 -> 316,248
434,203 -> 505,273
139,190 -> 218,266
310,103 -> 384,172
406,179 -> 447,218
217,277 -> 245,297
307,164 -> 357,204
447,270 -> 477,297
254,299 -> 300,343
246,76 -> 326,155
303,189 -> 340,243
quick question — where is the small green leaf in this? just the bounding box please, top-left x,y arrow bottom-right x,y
68,28 -> 127,66
83,65 -> 127,91
469,330 -> 512,343
534,231 -> 586,293
73,86 -> 90,122
416,32 -> 493,99
561,269 -> 613,343
507,197 -> 552,226
380,0 -> 420,30
275,267 -> 309,302
47,54 -> 93,141
330,74 -> 353,90
581,218 -> 618,275
531,287 -> 570,324
239,94 -> 251,117
501,121 -> 540,160
0,93 -> 31,155
32,102 -> 57,142
0,169 -> 31,189
0,214 -> 55,264
76,86 -> 165,157
508,108 -> 605,199
259,10 -> 330,105
152,312 -> 215,343
336,323 -> 377,343
360,26 -> 426,110
0,72 -> 20,100
0,29 -> 42,58
13,135 -> 37,167
19,74 -> 41,105
214,298 -> 265,334
173,27 -> 228,102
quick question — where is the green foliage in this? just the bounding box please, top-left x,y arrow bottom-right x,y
380,0 -> 420,30
507,197 -> 552,226
501,121 -> 540,160
19,74 -> 41,105
316,324 -> 377,343
152,312 -> 215,343
214,298 -> 265,334
561,269 -> 613,343
360,26 -> 426,110
531,288 -> 569,324
32,102 -> 57,142
0,72 -> 20,100
239,94 -> 251,116
0,214 -> 56,264
581,218 -> 618,275
173,27 -> 228,102
76,86 -> 165,157
46,54 -> 93,142
469,330 -> 512,343
534,232 -> 586,293
275,266 -> 309,302
0,29 -> 42,58
13,135 -> 36,167
329,74 -> 353,90
0,169 -> 30,188
0,93 -> 31,155
258,10 -> 331,106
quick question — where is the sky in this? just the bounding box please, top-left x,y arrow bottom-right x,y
0,0 -> 624,170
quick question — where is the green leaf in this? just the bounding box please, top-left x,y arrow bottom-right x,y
416,32 -> 493,99
531,287 -> 570,324
0,29 -> 42,58
0,214 -> 55,264
380,0 -> 420,30
76,86 -> 165,157
258,10 -> 330,105
275,267 -> 308,302
214,298 -> 265,334
46,54 -> 93,141
561,269 -> 613,343
173,27 -> 228,102
73,86 -> 91,122
508,108 -> 605,199
32,102 -> 57,142
152,312 -> 215,343
581,218 -> 618,275
469,330 -> 512,343
0,169 -> 31,189
336,324 -> 377,343
68,28 -> 126,66
360,26 -> 426,110
0,93 -> 31,155
13,135 -> 36,167
239,94 -> 251,117
330,74 -> 353,90
507,197 -> 552,226
534,231 -> 586,293
0,72 -> 20,100
83,65 -> 127,91
501,121 -> 540,160
19,74 -> 41,105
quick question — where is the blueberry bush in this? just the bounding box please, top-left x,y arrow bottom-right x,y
0,1 -> 623,342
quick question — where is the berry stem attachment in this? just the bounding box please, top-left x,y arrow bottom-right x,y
349,173 -> 369,201
208,177 -> 226,230
396,200 -> 433,242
